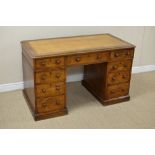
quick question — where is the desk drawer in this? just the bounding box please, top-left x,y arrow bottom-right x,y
111,49 -> 134,61
36,95 -> 65,113
35,70 -> 65,84
35,57 -> 64,69
107,71 -> 130,85
108,60 -> 132,72
67,52 -> 110,66
36,82 -> 65,97
107,83 -> 129,99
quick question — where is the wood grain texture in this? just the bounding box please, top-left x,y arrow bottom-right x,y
35,70 -> 65,84
35,57 -> 65,70
21,34 -> 135,58
66,52 -> 110,66
36,82 -> 65,98
22,54 -> 35,111
36,95 -> 65,113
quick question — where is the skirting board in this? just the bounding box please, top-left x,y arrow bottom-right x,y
0,65 -> 155,93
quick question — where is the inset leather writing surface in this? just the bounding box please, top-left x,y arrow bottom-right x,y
22,34 -> 135,58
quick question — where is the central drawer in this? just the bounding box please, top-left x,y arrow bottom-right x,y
36,82 -> 65,98
66,52 -> 110,66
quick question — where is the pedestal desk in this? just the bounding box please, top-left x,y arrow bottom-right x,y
22,34 -> 135,120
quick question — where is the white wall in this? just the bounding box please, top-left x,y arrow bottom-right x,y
0,26 -> 155,85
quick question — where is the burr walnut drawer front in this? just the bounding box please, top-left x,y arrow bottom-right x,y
111,49 -> 134,60
107,83 -> 129,99
36,82 -> 65,98
35,57 -> 64,69
36,95 -> 65,113
66,52 -> 110,66
107,71 -> 130,85
108,60 -> 132,72
35,70 -> 65,84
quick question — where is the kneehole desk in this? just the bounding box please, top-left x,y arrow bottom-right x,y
22,34 -> 135,121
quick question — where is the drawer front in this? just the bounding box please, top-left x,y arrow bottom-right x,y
36,82 -> 65,97
67,52 -> 110,66
107,83 -> 129,99
111,49 -> 134,60
51,70 -> 66,83
36,95 -> 65,113
108,60 -> 132,72
35,72 -> 51,84
107,71 -> 130,85
35,57 -> 64,69
35,70 -> 65,84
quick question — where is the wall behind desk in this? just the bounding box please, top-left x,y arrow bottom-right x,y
0,26 -> 155,85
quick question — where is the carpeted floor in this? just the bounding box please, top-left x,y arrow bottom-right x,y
0,71 -> 155,129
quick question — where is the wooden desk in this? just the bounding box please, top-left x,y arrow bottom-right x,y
22,34 -> 135,120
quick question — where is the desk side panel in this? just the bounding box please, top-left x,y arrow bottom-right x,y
22,53 -> 35,113
82,63 -> 107,98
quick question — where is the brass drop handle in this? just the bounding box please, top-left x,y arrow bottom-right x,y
114,53 -> 119,57
56,73 -> 61,78
75,57 -> 81,62
56,59 -> 61,64
42,89 -> 46,93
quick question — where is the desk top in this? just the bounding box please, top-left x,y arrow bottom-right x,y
22,34 -> 135,58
